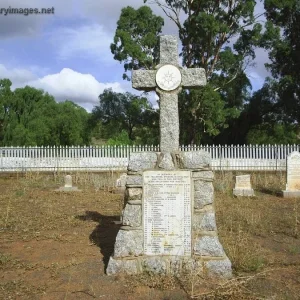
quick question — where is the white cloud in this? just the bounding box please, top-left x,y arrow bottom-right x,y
14,68 -> 125,111
0,64 -> 37,84
50,23 -> 113,64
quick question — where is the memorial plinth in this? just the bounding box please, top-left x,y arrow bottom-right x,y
106,152 -> 232,278
283,151 -> 300,198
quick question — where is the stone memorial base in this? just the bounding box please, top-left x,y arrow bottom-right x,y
282,190 -> 300,198
106,151 -> 232,279
233,188 -> 254,197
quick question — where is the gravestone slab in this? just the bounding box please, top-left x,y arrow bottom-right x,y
283,151 -> 300,198
233,175 -> 254,197
114,173 -> 127,194
55,175 -> 81,192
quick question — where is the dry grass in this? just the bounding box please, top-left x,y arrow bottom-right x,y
0,171 -> 300,299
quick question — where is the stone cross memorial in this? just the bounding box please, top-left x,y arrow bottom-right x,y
106,35 -> 232,278
283,151 -> 300,198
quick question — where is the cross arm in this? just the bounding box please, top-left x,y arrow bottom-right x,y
181,68 -> 206,88
132,70 -> 157,91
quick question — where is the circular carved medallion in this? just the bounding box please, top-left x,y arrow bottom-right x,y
156,64 -> 181,91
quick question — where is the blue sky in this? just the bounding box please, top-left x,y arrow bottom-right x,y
0,0 -> 269,112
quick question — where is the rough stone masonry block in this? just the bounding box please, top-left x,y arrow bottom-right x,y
128,152 -> 158,172
106,257 -> 139,275
132,70 -> 156,90
126,187 -> 142,201
114,230 -> 143,258
158,152 -> 175,170
204,259 -> 232,279
122,203 -> 142,227
142,257 -> 168,274
194,236 -> 225,257
181,151 -> 211,169
193,212 -> 217,231
192,171 -> 214,181
194,181 -> 214,209
126,175 -> 143,186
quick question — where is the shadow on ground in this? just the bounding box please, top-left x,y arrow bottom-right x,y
75,211 -> 121,270
258,188 -> 283,197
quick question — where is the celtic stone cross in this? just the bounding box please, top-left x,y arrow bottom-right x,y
132,35 -> 206,152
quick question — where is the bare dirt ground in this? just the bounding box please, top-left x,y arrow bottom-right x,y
0,171 -> 300,299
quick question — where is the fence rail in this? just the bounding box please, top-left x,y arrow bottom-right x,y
1,144 -> 300,172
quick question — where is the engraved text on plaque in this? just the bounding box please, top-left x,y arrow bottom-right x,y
143,171 -> 192,256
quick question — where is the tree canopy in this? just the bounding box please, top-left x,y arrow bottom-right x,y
0,79 -> 91,146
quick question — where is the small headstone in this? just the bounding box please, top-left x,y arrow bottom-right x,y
55,175 -> 81,192
114,173 -> 127,194
283,151 -> 300,198
233,175 -> 254,196
65,175 -> 72,188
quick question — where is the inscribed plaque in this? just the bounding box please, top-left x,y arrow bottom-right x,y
143,171 -> 191,256
235,175 -> 251,189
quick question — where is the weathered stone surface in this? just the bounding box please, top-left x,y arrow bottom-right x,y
158,153 -> 175,170
116,173 -> 127,188
194,236 -> 225,257
127,200 -> 142,205
193,212 -> 217,231
122,203 -> 142,227
181,68 -> 206,88
126,187 -> 142,201
194,191 -> 213,209
65,175 -> 72,187
132,70 -> 156,91
234,175 -> 252,189
204,259 -> 232,278
285,151 -> 300,191
233,188 -> 255,197
126,175 -> 143,186
181,151 -> 211,169
142,257 -> 168,274
181,258 -> 203,275
192,171 -> 214,181
194,180 -> 213,192
159,35 -> 179,65
282,190 -> 300,198
194,181 -> 214,209
128,152 -> 157,172
114,230 -> 143,257
106,257 -> 138,275
158,92 -> 180,153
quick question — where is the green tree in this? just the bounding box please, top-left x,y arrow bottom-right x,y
54,101 -> 91,146
0,79 -> 14,143
113,2 -> 263,144
111,6 -> 164,80
0,80 -> 91,146
91,88 -> 159,144
261,0 -> 300,124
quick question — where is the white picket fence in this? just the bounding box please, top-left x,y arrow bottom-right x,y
1,144 -> 299,172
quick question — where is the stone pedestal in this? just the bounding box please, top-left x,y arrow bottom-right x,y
233,175 -> 254,197
106,151 -> 232,279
